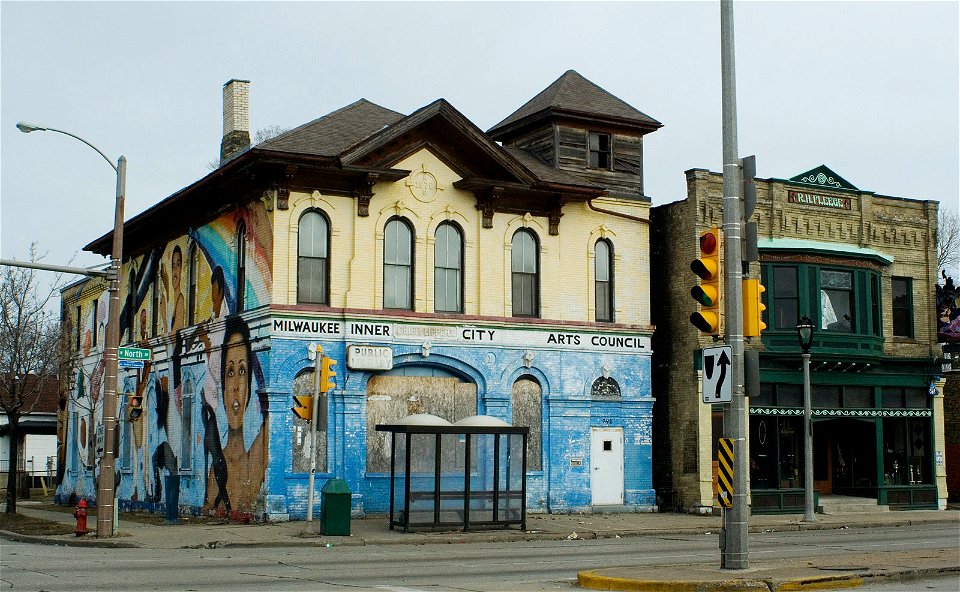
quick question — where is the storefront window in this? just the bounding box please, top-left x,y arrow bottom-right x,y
777,383 -> 802,407
752,382 -> 773,406
750,417 -> 806,490
812,384 -> 841,408
883,418 -> 930,485
843,385 -> 873,408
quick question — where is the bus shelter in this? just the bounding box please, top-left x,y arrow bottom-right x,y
375,414 -> 528,532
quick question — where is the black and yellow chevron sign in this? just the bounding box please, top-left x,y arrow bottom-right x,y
717,437 -> 734,508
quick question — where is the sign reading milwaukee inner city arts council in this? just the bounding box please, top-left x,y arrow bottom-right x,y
272,317 -> 650,354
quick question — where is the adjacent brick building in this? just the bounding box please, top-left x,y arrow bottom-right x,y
652,165 -> 946,513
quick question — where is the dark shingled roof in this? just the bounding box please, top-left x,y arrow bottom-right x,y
488,70 -> 661,137
258,99 -> 406,157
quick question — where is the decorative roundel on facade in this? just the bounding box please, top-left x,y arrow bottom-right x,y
409,170 -> 439,202
591,376 -> 621,398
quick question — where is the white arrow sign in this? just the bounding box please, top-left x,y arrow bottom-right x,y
702,345 -> 732,403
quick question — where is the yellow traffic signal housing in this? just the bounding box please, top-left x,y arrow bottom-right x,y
320,356 -> 337,393
743,278 -> 767,337
292,395 -> 314,421
128,393 -> 144,422
690,227 -> 723,335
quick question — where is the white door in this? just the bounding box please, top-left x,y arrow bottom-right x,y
590,427 -> 624,506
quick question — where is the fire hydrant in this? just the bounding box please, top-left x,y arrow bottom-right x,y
73,499 -> 88,536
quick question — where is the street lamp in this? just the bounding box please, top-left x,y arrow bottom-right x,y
796,315 -> 816,523
17,121 -> 125,538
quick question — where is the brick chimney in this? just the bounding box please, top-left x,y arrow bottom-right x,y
220,79 -> 251,163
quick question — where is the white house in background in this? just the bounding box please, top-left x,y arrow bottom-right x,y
0,374 -> 59,492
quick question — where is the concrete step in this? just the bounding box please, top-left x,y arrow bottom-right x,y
817,495 -> 889,515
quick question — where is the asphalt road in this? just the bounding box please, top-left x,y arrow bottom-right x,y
1,523 -> 957,591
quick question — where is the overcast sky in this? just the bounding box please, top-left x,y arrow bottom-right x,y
2,1 -> 958,278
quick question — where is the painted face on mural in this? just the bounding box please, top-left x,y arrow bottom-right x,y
171,247 -> 182,290
223,331 -> 249,430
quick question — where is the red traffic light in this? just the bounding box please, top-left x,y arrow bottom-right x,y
699,229 -> 718,255
690,227 -> 723,336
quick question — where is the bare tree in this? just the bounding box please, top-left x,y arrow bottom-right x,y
938,206 -> 960,275
206,126 -> 290,171
0,245 -> 62,513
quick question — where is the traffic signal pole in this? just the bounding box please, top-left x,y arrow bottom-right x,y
306,345 -> 322,531
720,0 -> 749,569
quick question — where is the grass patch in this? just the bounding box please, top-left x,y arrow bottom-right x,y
0,512 -> 75,536
35,503 -> 218,526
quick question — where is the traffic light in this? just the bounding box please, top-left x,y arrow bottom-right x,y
127,392 -> 144,422
292,395 -> 314,421
690,227 -> 723,335
320,356 -> 337,394
743,278 -> 767,337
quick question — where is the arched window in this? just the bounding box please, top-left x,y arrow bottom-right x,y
180,380 -> 194,471
292,369 -> 327,472
384,218 -> 413,309
511,229 -> 539,317
434,222 -> 463,313
187,243 -> 199,326
512,376 -> 542,470
151,264 -> 161,337
298,210 -> 330,305
595,239 -> 614,322
236,221 -> 246,312
126,267 -> 136,342
591,376 -> 622,398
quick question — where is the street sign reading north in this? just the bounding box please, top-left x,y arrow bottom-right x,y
119,346 -> 151,361
702,345 -> 732,403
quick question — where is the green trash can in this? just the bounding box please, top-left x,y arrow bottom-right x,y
320,478 -> 351,536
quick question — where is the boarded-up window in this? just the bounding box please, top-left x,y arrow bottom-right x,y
591,376 -> 621,398
292,369 -> 327,473
366,374 -> 476,473
512,377 -> 542,470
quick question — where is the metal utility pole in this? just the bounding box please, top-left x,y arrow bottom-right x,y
719,0 -> 749,569
16,122 -> 125,538
306,344 -> 322,531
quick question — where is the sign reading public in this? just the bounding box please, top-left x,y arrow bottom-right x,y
702,346 -> 732,403
347,345 -> 394,371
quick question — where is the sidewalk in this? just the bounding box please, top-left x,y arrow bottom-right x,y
3,502 -> 958,591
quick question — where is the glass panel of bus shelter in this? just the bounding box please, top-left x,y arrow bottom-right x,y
439,432 -> 465,523
500,433 -> 524,521
392,434 -> 407,524
408,433 -> 437,523
468,434 -> 495,522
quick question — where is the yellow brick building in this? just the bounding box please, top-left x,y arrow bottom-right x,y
652,165 -> 946,514
58,72 -> 664,520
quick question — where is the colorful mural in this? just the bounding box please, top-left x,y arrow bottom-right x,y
57,203 -> 273,519
938,272 -> 959,344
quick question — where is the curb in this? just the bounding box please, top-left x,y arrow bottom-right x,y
577,566 -> 960,592
0,528 -> 140,548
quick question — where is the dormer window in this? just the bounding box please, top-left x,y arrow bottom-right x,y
588,132 -> 611,170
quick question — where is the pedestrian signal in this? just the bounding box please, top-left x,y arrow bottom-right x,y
128,393 -> 144,422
